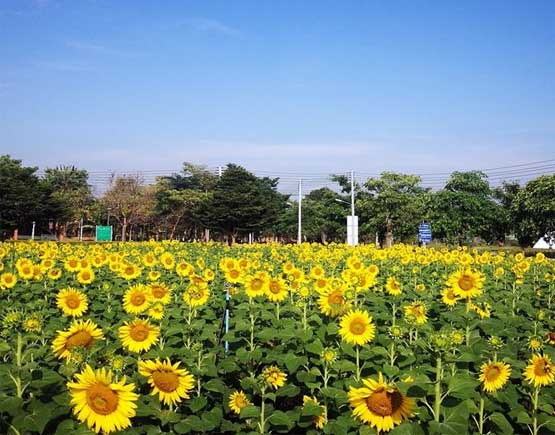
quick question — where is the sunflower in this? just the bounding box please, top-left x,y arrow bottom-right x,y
303,396 -> 327,429
244,273 -> 269,298
339,309 -> 376,346
120,263 -> 141,280
57,288 -> 88,317
0,272 -> 17,289
52,319 -> 104,360
138,358 -> 195,406
441,288 -> 459,306
479,360 -> 511,393
348,373 -> 414,433
160,252 -> 175,270
385,277 -> 402,296
48,268 -> 63,280
149,283 -> 172,304
23,316 -> 42,333
228,390 -> 251,414
119,319 -> 160,353
183,285 -> 210,307
266,277 -> 288,302
224,267 -> 243,284
148,302 -> 165,320
67,365 -> 138,434
123,285 -> 151,314
262,366 -> 287,389
448,268 -> 484,299
77,268 -> 95,285
524,354 -> 555,387
403,302 -> 427,325
318,288 -> 349,317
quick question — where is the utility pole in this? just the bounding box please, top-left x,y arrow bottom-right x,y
31,221 -> 36,241
347,170 -> 358,246
79,217 -> 84,241
351,170 -> 355,217
297,178 -> 302,244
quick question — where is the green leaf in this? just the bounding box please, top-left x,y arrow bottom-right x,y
302,401 -> 323,417
305,339 -> 324,355
188,395 -> 208,412
268,410 -> 292,428
204,378 -> 226,393
390,422 -> 426,434
240,405 -> 260,419
490,412 -> 513,434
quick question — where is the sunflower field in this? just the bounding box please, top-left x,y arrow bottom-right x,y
1,241 -> 555,435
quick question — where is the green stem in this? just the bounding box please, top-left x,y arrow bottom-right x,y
389,341 -> 396,366
196,350 -> 202,396
276,303 -> 280,321
478,395 -> 485,435
259,386 -> 266,434
249,313 -> 256,352
532,387 -> 540,435
392,303 -> 397,327
302,301 -> 307,330
355,346 -> 361,381
433,356 -> 442,423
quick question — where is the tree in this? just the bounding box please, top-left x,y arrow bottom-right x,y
202,164 -> 288,243
355,172 -> 429,246
0,155 -> 61,238
154,178 -> 211,240
301,188 -> 347,243
43,165 -> 94,238
512,175 -> 555,247
102,175 -> 156,241
429,171 -> 506,244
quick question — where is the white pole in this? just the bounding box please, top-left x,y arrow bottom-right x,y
79,217 -> 83,241
218,165 -> 222,177
297,178 -> 302,244
31,221 -> 36,241
350,170 -> 355,217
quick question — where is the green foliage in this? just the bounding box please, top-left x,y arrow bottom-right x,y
0,155 -> 63,238
512,175 -> 555,247
358,172 -> 429,245
202,164 -> 289,241
428,171 -> 507,244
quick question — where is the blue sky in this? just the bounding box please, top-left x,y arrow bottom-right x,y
1,0 -> 554,179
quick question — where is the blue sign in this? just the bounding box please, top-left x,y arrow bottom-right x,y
418,222 -> 432,243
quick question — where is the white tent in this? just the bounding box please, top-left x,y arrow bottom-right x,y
534,236 -> 554,249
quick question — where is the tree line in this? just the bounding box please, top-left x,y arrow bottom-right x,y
1,155 -> 554,246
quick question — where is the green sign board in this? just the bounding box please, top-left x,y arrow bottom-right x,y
96,226 -> 113,242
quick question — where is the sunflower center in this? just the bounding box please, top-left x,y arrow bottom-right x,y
86,383 -> 119,415
152,286 -> 166,298
270,282 -> 281,294
328,292 -> 344,305
534,359 -> 551,377
484,365 -> 501,382
81,272 -> 90,280
366,388 -> 403,417
251,279 -> 263,291
129,324 -> 150,342
230,270 -> 239,278
458,276 -> 474,291
349,319 -> 366,335
65,295 -> 81,309
130,292 -> 146,306
152,370 -> 179,392
234,395 -> 247,408
66,330 -> 93,349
